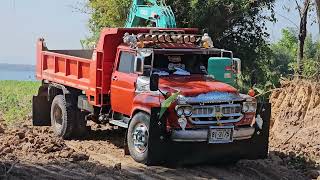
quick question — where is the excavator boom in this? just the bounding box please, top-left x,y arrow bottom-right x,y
125,0 -> 176,28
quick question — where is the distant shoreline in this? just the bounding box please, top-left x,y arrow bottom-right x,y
0,63 -> 35,72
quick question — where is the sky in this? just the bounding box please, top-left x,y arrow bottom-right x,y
0,0 -> 89,65
267,0 -> 319,41
0,0 -> 319,65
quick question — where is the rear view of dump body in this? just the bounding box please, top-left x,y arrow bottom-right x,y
36,28 -> 198,107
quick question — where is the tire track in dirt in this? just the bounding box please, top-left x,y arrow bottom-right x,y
65,129 -> 307,180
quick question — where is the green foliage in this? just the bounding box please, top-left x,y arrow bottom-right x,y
81,0 -> 131,48
184,0 -> 276,81
83,0 -> 277,92
301,59 -> 320,78
83,0 -> 275,67
0,81 -> 40,124
276,28 -> 298,58
264,28 -> 298,84
270,28 -> 320,81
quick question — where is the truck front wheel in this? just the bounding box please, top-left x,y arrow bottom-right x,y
51,95 -> 74,139
127,112 -> 150,163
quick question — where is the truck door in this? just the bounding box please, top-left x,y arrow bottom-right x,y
111,51 -> 138,116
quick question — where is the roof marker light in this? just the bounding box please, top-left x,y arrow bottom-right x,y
158,34 -> 165,42
171,35 -> 178,43
183,36 -> 190,43
137,34 -> 144,41
145,34 -> 152,41
165,34 -> 172,42
190,35 -> 196,43
177,35 -> 183,43
151,35 -> 158,42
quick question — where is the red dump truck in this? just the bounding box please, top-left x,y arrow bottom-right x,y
33,28 -> 271,165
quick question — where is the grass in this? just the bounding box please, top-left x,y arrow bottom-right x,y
0,81 -> 40,124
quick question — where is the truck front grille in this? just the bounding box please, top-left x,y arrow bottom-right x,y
192,104 -> 242,118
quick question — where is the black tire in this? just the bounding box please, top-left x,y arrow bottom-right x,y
127,112 -> 150,163
50,95 -> 75,139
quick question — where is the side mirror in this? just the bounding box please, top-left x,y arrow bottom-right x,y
150,74 -> 159,91
134,56 -> 144,75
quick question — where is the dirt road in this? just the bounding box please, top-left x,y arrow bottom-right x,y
1,80 -> 320,180
0,120 -> 315,180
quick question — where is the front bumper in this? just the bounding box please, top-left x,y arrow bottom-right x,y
171,127 -> 255,142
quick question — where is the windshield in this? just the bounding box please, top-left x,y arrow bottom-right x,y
144,53 -> 210,76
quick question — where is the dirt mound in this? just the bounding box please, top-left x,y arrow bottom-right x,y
0,120 -> 88,163
270,79 -> 320,163
1,89 -> 320,179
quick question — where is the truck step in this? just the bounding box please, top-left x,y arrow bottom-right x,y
109,118 -> 129,128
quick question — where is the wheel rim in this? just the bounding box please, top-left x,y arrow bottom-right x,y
53,104 -> 63,129
132,122 -> 149,154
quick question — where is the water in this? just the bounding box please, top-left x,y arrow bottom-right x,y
0,69 -> 36,81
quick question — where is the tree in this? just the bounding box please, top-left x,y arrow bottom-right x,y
80,0 -> 131,48
315,0 -> 320,32
83,0 -> 276,86
295,0 -> 311,74
269,27 -> 320,80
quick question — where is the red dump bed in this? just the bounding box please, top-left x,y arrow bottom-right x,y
36,28 -> 198,106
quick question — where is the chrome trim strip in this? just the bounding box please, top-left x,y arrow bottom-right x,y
186,92 -> 244,104
192,113 -> 242,118
192,104 -> 241,109
190,115 -> 244,125
171,127 -> 255,142
191,104 -> 242,118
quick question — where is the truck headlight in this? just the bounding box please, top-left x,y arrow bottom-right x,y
175,105 -> 193,117
183,106 -> 193,117
176,107 -> 184,116
242,102 -> 257,113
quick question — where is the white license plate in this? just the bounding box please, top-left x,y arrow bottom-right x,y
208,127 -> 233,144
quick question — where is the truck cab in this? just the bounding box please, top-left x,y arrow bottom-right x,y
33,28 -> 270,164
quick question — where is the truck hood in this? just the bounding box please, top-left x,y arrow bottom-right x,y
159,75 -> 238,97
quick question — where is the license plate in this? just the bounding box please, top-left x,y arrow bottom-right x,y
208,127 -> 233,144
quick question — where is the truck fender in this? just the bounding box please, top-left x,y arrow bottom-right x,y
130,106 -> 151,119
48,83 -> 70,101
33,82 -> 73,126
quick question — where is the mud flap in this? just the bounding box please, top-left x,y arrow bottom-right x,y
147,108 -> 168,165
246,102 -> 271,159
32,95 -> 51,126
147,103 -> 271,165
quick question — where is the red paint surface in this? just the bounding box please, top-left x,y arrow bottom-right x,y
159,75 -> 238,96
36,27 -> 255,130
36,28 -> 199,107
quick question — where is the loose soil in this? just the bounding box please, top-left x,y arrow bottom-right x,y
0,79 -> 319,180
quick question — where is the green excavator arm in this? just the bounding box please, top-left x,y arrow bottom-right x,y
125,0 -> 177,28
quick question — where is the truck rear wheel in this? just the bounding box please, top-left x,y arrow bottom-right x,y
127,112 -> 150,163
51,95 -> 75,139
